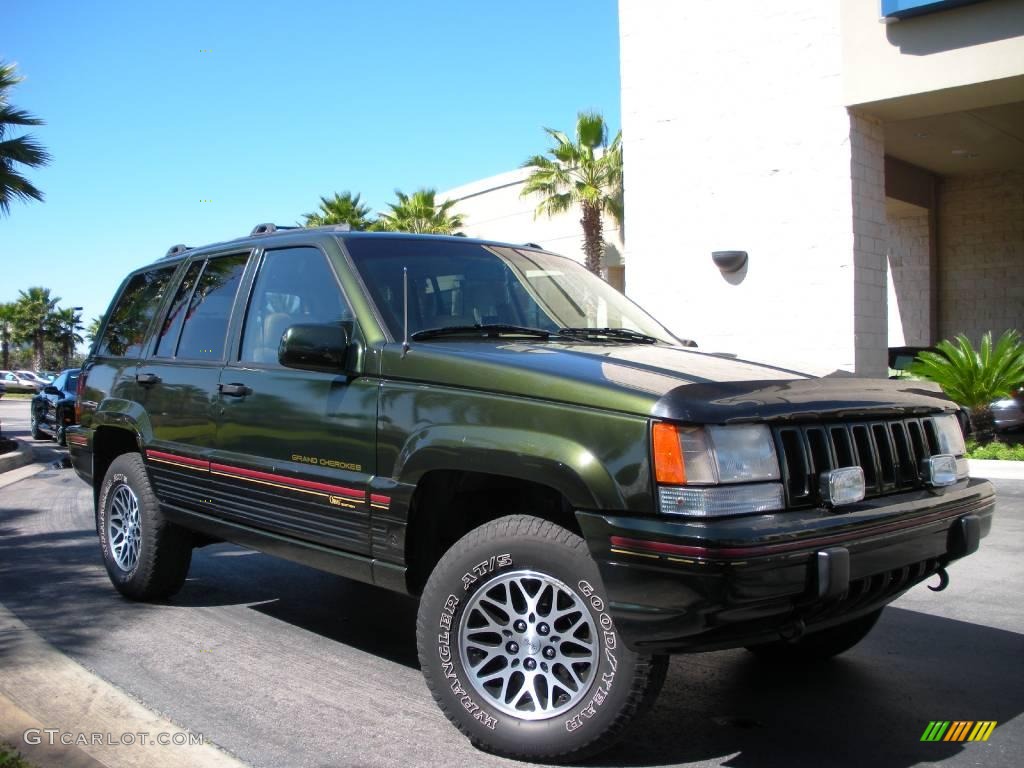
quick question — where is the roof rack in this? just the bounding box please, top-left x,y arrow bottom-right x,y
308,223 -> 352,232
250,223 -> 301,236
163,244 -> 191,259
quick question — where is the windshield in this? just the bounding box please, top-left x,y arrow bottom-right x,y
344,238 -> 678,344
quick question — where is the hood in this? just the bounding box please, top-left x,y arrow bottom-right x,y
382,341 -> 954,422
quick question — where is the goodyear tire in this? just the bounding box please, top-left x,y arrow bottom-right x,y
416,515 -> 667,762
745,608 -> 884,661
30,410 -> 43,440
97,453 -> 193,600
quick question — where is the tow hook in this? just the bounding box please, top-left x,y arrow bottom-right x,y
927,568 -> 950,592
779,618 -> 806,643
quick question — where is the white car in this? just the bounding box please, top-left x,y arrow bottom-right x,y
0,371 -> 44,393
16,370 -> 50,385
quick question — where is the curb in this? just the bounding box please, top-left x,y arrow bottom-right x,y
968,458 -> 1024,481
0,603 -> 249,768
0,439 -> 34,474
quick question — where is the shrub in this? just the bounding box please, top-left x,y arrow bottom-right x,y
908,330 -> 1024,444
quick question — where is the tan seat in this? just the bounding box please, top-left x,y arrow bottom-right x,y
252,312 -> 293,363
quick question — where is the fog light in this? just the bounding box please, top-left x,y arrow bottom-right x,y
924,454 -> 958,487
820,467 -> 865,506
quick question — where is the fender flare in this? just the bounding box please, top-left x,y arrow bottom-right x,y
91,398 -> 154,446
392,425 -> 624,510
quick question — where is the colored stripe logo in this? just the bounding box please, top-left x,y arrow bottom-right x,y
145,449 -> 369,507
921,721 -> 997,742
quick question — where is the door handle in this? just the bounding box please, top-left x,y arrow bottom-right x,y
219,383 -> 252,397
136,373 -> 160,387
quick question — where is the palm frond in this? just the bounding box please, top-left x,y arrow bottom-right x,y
908,331 -> 1024,407
576,111 -> 607,149
0,135 -> 51,167
0,166 -> 44,214
0,105 -> 45,128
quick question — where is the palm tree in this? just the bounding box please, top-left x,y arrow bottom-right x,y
908,330 -> 1024,444
0,302 -> 15,370
49,307 -> 84,368
86,315 -> 104,348
376,188 -> 465,234
13,286 -> 59,371
521,111 -> 623,276
0,61 -> 51,216
301,191 -> 373,230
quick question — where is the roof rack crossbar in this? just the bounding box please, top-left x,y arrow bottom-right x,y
164,244 -> 191,259
250,223 -> 301,236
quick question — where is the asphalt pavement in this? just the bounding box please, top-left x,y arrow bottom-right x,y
0,397 -> 1022,768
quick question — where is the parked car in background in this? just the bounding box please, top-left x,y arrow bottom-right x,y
31,368 -> 81,445
889,346 -> 1021,434
0,371 -> 44,393
0,380 -> 6,399
992,385 -> 1024,432
17,370 -> 50,386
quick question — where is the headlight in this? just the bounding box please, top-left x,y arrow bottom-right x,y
653,423 -> 784,516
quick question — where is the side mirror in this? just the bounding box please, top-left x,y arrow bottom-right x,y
279,323 -> 352,373
44,385 -> 61,396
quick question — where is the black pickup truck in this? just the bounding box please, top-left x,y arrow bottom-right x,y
70,226 -> 994,761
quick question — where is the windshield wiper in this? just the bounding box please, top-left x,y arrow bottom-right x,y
410,324 -> 552,341
556,327 -> 660,344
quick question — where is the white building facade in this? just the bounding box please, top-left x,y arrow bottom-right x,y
619,0 -> 1023,375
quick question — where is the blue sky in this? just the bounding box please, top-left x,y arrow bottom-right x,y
1,0 -> 620,340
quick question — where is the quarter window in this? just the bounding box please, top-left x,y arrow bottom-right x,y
240,247 -> 352,364
97,267 -> 177,358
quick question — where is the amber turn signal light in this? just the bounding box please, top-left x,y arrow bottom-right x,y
652,422 -> 686,485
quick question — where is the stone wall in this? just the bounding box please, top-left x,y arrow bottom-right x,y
937,171 -> 1024,342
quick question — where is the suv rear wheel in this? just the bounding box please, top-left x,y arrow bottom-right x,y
416,515 -> 667,762
97,453 -> 193,600
745,608 -> 884,661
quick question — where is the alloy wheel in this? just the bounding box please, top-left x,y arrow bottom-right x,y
108,484 -> 142,572
458,569 -> 598,720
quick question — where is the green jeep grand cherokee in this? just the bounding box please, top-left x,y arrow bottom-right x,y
69,225 -> 995,761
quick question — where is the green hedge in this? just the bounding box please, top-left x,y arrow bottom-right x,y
966,440 -> 1024,461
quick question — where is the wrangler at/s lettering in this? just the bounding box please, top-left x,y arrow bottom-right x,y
69,227 -> 995,762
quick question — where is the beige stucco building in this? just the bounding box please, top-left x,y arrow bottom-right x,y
620,0 -> 1023,375
444,0 -> 1023,376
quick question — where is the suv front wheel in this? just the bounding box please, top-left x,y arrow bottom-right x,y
97,453 -> 193,600
416,515 -> 667,762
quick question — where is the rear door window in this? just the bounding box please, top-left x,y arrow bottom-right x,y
97,266 -> 178,358
173,254 -> 249,360
153,261 -> 204,357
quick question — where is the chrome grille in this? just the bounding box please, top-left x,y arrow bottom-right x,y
773,417 -> 942,508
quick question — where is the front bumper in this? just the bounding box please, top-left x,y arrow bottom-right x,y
576,478 -> 995,653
